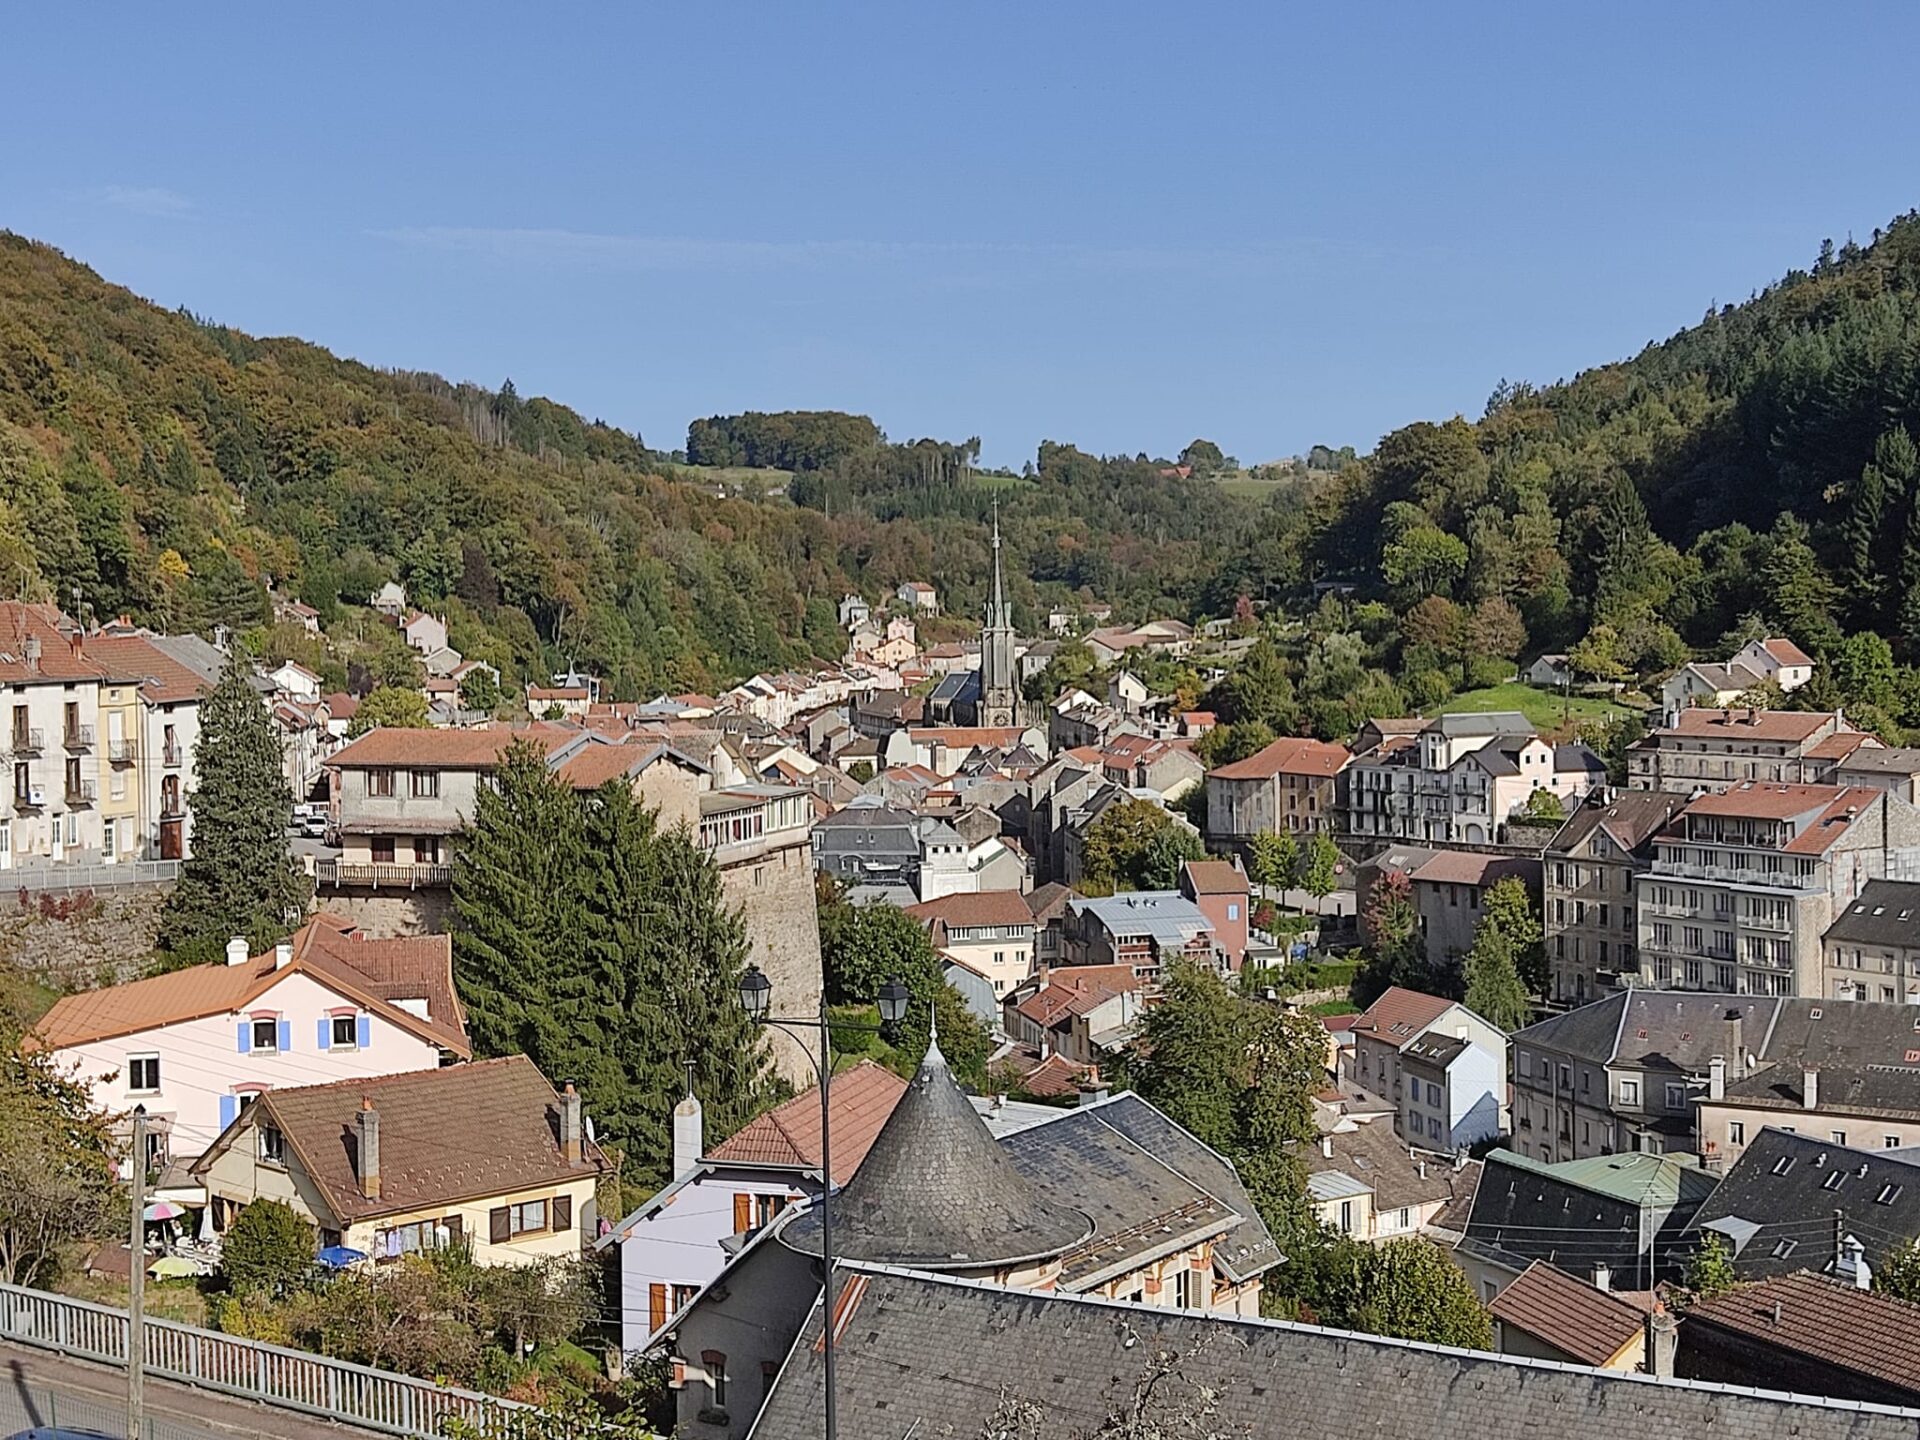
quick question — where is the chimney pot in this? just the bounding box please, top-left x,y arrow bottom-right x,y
357,1099 -> 381,1200
1593,1264 -> 1611,1291
1803,1067 -> 1820,1111
274,941 -> 293,969
671,1082 -> 702,1180
1645,1307 -> 1678,1378
225,936 -> 250,968
1320,1134 -> 1334,1159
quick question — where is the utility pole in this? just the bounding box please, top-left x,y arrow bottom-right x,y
128,1104 -> 146,1440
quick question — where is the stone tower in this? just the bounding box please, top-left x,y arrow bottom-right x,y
978,505 -> 1018,727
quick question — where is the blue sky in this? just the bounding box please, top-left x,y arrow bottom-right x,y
5,5 -> 1918,469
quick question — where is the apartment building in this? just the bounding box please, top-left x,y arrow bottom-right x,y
1627,708 -> 1868,795
1543,791 -> 1687,1006
1345,712 -> 1603,848
1346,986 -> 1509,1150
1634,782 -> 1920,997
1819,879 -> 1920,1004
1205,735 -> 1351,856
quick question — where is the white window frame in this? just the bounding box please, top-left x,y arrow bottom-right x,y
127,1053 -> 161,1094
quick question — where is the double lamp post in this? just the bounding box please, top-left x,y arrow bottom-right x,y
735,963 -> 909,1440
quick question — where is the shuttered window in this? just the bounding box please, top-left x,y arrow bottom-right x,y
552,1194 -> 573,1232
733,1193 -> 752,1233
489,1206 -> 510,1244
650,1283 -> 667,1334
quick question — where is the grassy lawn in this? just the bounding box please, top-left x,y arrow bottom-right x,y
1215,474 -> 1291,501
1436,682 -> 1640,732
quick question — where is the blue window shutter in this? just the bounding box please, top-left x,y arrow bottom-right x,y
357,1015 -> 371,1050
318,1018 -> 331,1050
237,1022 -> 250,1054
219,1094 -> 237,1129
277,1020 -> 291,1053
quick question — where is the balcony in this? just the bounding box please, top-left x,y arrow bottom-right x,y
161,741 -> 184,768
8,728 -> 44,756
63,723 -> 93,752
12,785 -> 46,811
315,859 -> 453,890
108,739 -> 138,766
64,778 -> 95,806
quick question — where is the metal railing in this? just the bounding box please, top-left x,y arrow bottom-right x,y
162,741 -> 185,767
110,737 -> 140,764
65,778 -> 96,805
64,722 -> 94,750
8,727 -> 44,755
0,1282 -> 531,1440
316,859 -> 453,888
5,859 -> 181,892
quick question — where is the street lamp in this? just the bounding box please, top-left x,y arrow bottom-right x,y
733,964 -> 905,1440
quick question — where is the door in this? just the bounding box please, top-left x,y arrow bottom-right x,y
159,816 -> 184,860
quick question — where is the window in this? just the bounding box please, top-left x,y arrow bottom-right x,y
1618,1079 -> 1640,1106
1771,1237 -> 1798,1260
410,769 -> 439,798
704,1351 -> 728,1409
1729,1122 -> 1745,1145
1832,1131 -> 1849,1146
1227,903 -> 1239,921
128,1055 -> 160,1093
252,1017 -> 279,1051
1665,1083 -> 1686,1111
379,1220 -> 441,1256
259,1125 -> 285,1165
332,1015 -> 358,1049
1877,1184 -> 1904,1205
1823,1170 -> 1844,1191
510,1199 -> 548,1235
367,768 -> 396,797
1176,1265 -> 1200,1309
1427,1081 -> 1441,1107
1771,1155 -> 1797,1177
1339,1200 -> 1354,1234
1428,1116 -> 1442,1141
416,835 -> 440,865
1889,1136 -> 1904,1150
753,1193 -> 785,1227
372,835 -> 396,864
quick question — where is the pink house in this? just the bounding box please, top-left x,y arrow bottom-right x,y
27,917 -> 470,1187
1181,859 -> 1250,969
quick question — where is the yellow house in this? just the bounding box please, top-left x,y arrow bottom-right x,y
193,1055 -> 609,1265
93,673 -> 144,863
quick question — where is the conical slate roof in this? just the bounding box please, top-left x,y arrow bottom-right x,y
782,1034 -> 1092,1271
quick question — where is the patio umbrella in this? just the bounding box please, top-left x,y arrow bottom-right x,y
316,1245 -> 368,1269
148,1255 -> 200,1279
143,1201 -> 184,1222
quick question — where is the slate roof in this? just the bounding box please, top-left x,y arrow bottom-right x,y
1723,1063 -> 1920,1119
1463,1150 -> 1713,1281
1488,1261 -> 1648,1366
1514,991 -> 1779,1072
192,1055 -> 607,1223
751,1263 -> 1920,1440
1682,1270 -> 1920,1397
779,1037 -> 1094,1270
1833,746 -> 1920,777
706,1061 -> 907,1185
1689,1129 -> 1920,1279
1826,880 -> 1920,949
1424,711 -> 1534,737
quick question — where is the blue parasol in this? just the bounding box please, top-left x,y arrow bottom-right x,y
316,1245 -> 368,1269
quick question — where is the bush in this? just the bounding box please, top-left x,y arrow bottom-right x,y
1463,654 -> 1512,689
220,1199 -> 314,1295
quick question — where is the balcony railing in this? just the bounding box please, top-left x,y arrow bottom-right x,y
12,788 -> 45,811
65,778 -> 96,805
63,723 -> 93,751
8,728 -> 43,756
161,741 -> 184,768
108,739 -> 137,765
315,859 -> 453,889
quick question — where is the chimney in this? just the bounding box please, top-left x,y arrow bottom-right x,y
1593,1263 -> 1611,1292
68,632 -> 82,658
1644,1306 -> 1677,1378
1838,1234 -> 1872,1291
670,1083 -> 701,1179
1803,1067 -> 1820,1110
22,634 -> 39,672
1416,1159 -> 1427,1180
225,936 -> 250,968
274,941 -> 293,970
1320,1134 -> 1334,1159
1709,1055 -> 1726,1103
562,1083 -> 584,1166
1723,1009 -> 1745,1076
357,1099 -> 381,1200
1077,1083 -> 1110,1108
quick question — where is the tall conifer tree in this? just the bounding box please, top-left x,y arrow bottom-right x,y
156,662 -> 309,965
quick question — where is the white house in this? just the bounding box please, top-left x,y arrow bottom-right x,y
838,594 -> 871,630
897,581 -> 938,613
1345,986 -> 1508,1150
27,918 -> 470,1182
400,611 -> 449,656
268,660 -> 322,701
1731,637 -> 1816,692
1524,654 -> 1572,688
369,581 -> 408,617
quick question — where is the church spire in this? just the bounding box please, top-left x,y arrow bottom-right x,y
986,499 -> 1010,630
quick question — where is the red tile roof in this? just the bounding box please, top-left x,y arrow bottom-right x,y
327,723 -> 577,768
86,633 -> 212,704
904,890 -> 1036,931
1762,637 -> 1816,667
1181,860 -> 1246,895
1407,851 -> 1540,888
1208,736 -> 1352,781
1487,1262 -> 1647,1367
1683,1270 -> 1920,1393
707,1061 -> 907,1185
0,603 -> 109,684
1807,731 -> 1879,762
30,919 -> 469,1056
194,1055 -> 607,1222
1652,709 -> 1843,742
1349,986 -> 1454,1047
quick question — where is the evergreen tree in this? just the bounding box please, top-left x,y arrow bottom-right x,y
1901,476 -> 1920,654
157,662 -> 310,965
452,743 -> 781,1190
1847,452 -> 1890,615
1763,514 -> 1841,654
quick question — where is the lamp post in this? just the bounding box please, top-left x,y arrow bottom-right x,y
736,965 -> 909,1440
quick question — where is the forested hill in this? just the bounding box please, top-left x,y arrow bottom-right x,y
0,233 -> 1266,697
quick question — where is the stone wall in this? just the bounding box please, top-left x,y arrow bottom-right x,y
0,886 -> 168,989
306,887 -> 453,938
719,836 -> 824,1084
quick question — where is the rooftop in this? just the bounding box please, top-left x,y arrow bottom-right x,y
1648,708 -> 1846,743
903,890 -> 1036,931
1180,859 -> 1246,895
1487,1261 -> 1648,1367
1683,1271 -> 1920,1397
327,723 -> 577,769
191,1055 -> 605,1222
706,1061 -> 906,1186
1824,879 -> 1920,948
1207,735 -> 1352,781
1350,986 -> 1455,1048
751,1262 -> 1920,1440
